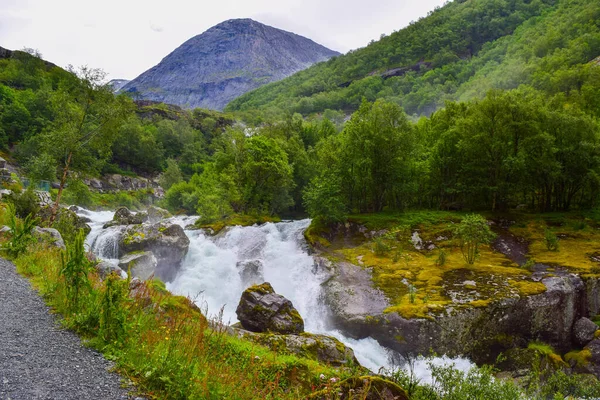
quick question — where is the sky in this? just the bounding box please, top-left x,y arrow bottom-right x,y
1,0 -> 449,81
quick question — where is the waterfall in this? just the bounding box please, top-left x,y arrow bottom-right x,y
79,209 -> 473,378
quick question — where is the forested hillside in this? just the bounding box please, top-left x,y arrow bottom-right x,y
227,0 -> 600,119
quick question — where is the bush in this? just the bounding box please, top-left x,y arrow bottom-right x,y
373,236 -> 391,256
62,178 -> 93,208
544,230 -> 560,251
60,230 -> 93,310
436,249 -> 447,266
7,186 -> 40,218
99,273 -> 128,344
1,204 -> 38,257
454,214 -> 496,264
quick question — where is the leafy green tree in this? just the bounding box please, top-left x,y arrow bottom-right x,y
159,159 -> 183,191
454,214 -> 496,264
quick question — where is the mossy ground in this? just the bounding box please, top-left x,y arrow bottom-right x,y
196,214 -> 281,234
308,211 -> 600,319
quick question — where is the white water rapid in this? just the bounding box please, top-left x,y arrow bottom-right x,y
80,208 -> 472,379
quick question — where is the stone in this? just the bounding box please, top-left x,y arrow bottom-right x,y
584,339 -> 600,377
118,221 -> 189,282
118,251 -> 158,281
34,191 -> 52,207
32,227 -> 65,250
236,282 -> 304,334
38,206 -> 91,236
96,261 -> 124,280
104,207 -> 147,228
0,225 -> 10,234
231,328 -> 358,366
573,317 -> 599,346
146,206 -> 171,223
236,259 -> 264,286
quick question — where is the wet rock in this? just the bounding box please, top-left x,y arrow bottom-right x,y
118,251 -> 158,281
573,317 -> 599,347
32,226 -> 65,250
309,376 -> 409,400
236,282 -> 304,334
118,222 -> 189,282
231,328 -> 358,366
584,339 -> 600,377
38,206 -> 91,236
146,206 -> 171,223
96,261 -> 124,280
104,207 -> 147,228
236,259 -> 264,286
411,231 -> 423,250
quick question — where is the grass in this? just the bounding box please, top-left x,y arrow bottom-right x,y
1,206 -> 363,399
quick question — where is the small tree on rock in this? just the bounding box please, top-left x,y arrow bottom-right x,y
455,214 -> 496,264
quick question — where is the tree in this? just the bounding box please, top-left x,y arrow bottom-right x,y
45,66 -> 129,221
454,214 -> 496,264
159,159 -> 183,191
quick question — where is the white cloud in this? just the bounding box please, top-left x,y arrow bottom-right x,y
0,0 -> 448,80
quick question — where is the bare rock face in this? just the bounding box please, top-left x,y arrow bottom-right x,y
573,317 -> 599,347
236,282 -> 304,334
118,222 -> 189,282
120,19 -> 339,111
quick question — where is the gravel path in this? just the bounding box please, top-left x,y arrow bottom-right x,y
0,257 -> 131,400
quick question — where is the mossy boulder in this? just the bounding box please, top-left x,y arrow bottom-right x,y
573,317 -> 598,347
231,328 -> 359,367
236,282 -> 304,334
118,221 -> 189,282
38,205 -> 91,236
104,206 -> 147,228
309,376 -> 409,400
146,205 -> 171,223
118,251 -> 158,281
32,226 -> 65,250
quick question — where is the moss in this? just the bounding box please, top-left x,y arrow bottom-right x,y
509,280 -> 547,297
245,282 -> 274,296
308,375 -> 409,400
470,299 -> 491,307
565,349 -> 592,367
196,214 -> 281,235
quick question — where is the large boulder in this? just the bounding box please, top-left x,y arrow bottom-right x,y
118,221 -> 189,282
573,317 -> 598,347
96,260 -> 125,280
236,259 -> 264,286
146,206 -> 171,223
32,226 -> 65,250
118,251 -> 158,281
231,328 -> 358,366
38,205 -> 91,236
104,207 -> 147,228
236,282 -> 304,334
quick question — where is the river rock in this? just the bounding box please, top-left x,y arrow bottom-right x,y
32,226 -> 65,250
231,328 -> 358,366
118,221 -> 189,282
236,282 -> 304,334
96,261 -> 124,280
118,251 -> 158,281
38,205 -> 91,236
146,206 -> 171,223
573,317 -> 599,347
236,259 -> 264,286
104,207 -> 147,228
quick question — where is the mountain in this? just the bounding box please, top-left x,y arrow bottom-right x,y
227,0 -> 600,117
120,19 -> 340,111
108,79 -> 130,92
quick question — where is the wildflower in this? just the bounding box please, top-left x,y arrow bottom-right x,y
320,374 -> 326,380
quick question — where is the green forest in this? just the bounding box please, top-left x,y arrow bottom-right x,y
227,0 -> 600,120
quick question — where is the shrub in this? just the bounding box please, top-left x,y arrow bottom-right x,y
544,230 -> 559,251
373,236 -> 391,256
2,204 -> 38,257
454,214 -> 496,264
7,186 -> 40,218
436,249 -> 447,266
62,178 -> 93,207
99,273 -> 128,344
60,230 -> 93,310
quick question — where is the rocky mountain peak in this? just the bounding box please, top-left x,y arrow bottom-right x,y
119,19 -> 339,111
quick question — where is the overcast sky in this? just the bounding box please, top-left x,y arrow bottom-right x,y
1,0 -> 448,80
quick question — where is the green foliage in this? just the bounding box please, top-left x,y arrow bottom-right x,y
99,273 -> 128,344
2,204 -> 38,257
7,187 -> 40,219
436,249 -> 447,267
522,258 -> 536,271
25,153 -> 56,182
545,230 -> 560,251
454,214 -> 496,264
373,236 -> 391,257
158,158 -> 182,191
408,284 -> 417,305
60,230 -> 93,310
62,178 -> 93,207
